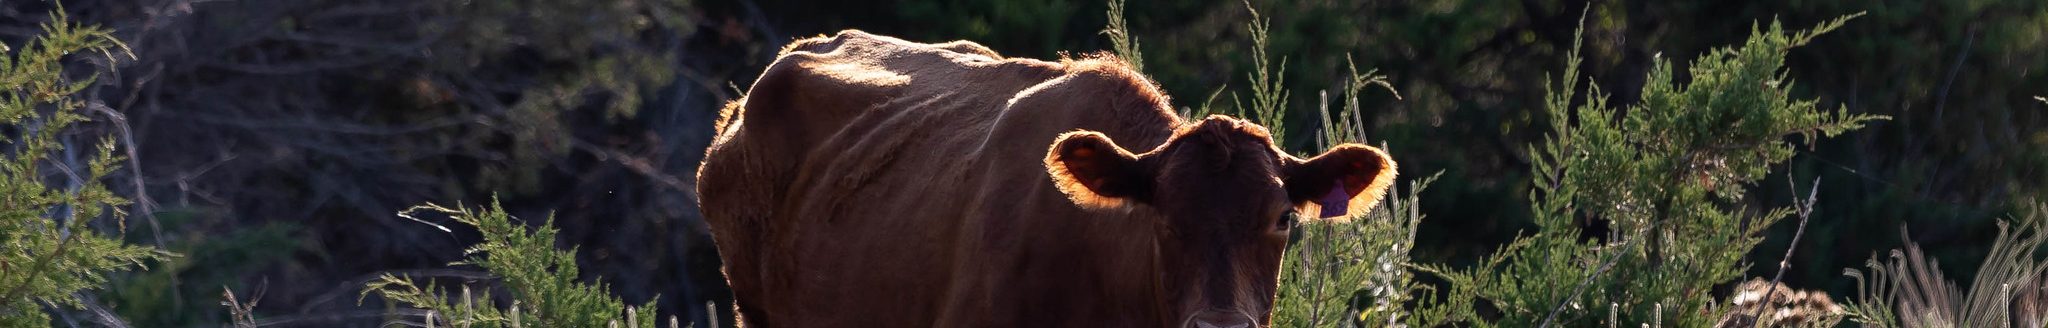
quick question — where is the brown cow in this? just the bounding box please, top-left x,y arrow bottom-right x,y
697,30 -> 1397,327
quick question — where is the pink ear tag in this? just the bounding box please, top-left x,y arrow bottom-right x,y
1316,183 -> 1351,218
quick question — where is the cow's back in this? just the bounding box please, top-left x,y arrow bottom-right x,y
698,30 -> 1181,326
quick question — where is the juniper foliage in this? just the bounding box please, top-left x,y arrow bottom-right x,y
0,8 -> 169,326
1228,1 -> 1289,140
1102,0 -> 1143,74
361,200 -> 662,328
1270,58 -> 1416,328
1412,13 -> 1883,327
1274,169 -> 1435,328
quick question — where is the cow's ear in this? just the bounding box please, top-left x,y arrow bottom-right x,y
1283,144 -> 1397,221
1045,131 -> 1153,210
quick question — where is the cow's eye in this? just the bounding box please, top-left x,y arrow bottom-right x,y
1273,210 -> 1296,232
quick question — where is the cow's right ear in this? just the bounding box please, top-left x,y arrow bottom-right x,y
1045,131 -> 1153,210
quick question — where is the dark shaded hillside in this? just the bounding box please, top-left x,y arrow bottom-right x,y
4,0 -> 747,325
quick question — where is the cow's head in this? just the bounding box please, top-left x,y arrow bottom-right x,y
1044,115 -> 1397,328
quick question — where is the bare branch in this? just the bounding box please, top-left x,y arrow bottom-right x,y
1754,175 -> 1821,328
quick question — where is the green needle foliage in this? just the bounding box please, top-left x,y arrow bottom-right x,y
1102,0 -> 1144,74
1271,55 -> 1414,328
1413,13 -> 1884,327
0,7 -> 170,326
1230,1 -> 1290,140
362,200 -> 661,328
1275,171 -> 1436,328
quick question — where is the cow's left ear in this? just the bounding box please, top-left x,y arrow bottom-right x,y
1045,131 -> 1154,210
1283,144 -> 1397,221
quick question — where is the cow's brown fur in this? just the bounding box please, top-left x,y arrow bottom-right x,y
697,30 -> 1397,327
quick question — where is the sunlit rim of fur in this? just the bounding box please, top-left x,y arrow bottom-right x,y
1293,144 -> 1397,223
713,98 -> 744,138
1044,130 -> 1141,211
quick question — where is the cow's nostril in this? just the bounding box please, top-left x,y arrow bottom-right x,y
1187,310 -> 1255,328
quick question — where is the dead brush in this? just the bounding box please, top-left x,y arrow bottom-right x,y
1842,205 -> 2048,328
1714,279 -> 1844,328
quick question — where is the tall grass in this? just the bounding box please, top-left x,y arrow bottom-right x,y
1841,205 -> 2048,328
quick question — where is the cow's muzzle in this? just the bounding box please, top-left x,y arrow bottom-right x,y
1183,309 -> 1257,328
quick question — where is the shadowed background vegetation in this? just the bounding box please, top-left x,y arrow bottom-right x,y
2,0 -> 2044,326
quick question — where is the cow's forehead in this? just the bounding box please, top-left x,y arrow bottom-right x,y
1168,115 -> 1276,143
1148,137 -> 1289,232
1151,119 -> 1290,200
1155,116 -> 1285,172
